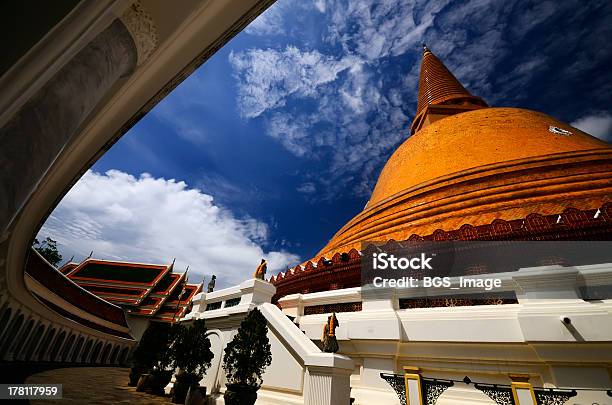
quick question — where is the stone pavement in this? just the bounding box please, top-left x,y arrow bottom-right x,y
26,367 -> 174,404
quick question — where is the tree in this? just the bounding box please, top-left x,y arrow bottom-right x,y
171,319 -> 214,403
33,237 -> 62,267
172,319 -> 213,378
129,322 -> 176,387
223,308 -> 272,388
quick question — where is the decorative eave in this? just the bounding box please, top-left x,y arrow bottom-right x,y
152,283 -> 202,322
131,272 -> 187,317
58,262 -> 78,275
270,204 -> 612,301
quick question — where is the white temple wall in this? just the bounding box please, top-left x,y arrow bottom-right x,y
183,265 -> 612,404
199,330 -> 224,395
436,386 -> 496,405
279,263 -> 612,404
182,279 -> 353,405
263,327 -> 304,393
125,315 -> 151,341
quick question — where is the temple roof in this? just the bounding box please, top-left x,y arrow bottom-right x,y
58,262 -> 78,275
152,283 -> 201,322
64,258 -> 198,322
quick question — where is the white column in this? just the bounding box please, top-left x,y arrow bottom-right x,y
14,318 -> 38,360
76,339 -> 90,363
0,1 -> 158,232
55,334 -> 70,362
64,334 -> 81,363
28,324 -> 50,361
4,315 -> 29,360
0,307 -> 17,343
43,330 -> 63,361
277,293 -> 305,319
304,365 -> 353,405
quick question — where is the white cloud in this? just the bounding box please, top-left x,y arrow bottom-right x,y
328,0 -> 450,60
339,63 -> 380,114
297,182 -> 316,194
266,113 -> 312,156
37,170 -> 300,287
229,46 -> 360,118
245,3 -> 286,36
571,113 -> 612,142
313,0 -> 326,13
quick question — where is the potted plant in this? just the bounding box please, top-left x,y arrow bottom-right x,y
131,322 -> 176,394
222,308 -> 272,405
171,319 -> 213,404
149,326 -> 177,396
130,322 -> 173,387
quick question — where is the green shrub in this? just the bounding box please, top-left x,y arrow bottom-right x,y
222,308 -> 272,388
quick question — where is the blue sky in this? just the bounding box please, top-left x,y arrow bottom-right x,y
39,0 -> 612,287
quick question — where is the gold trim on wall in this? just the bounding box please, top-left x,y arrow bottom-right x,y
510,380 -> 537,405
403,366 -> 423,405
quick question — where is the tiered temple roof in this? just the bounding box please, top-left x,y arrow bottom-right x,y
59,258 -> 201,322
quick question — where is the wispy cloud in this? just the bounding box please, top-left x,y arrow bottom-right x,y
229,46 -> 360,119
152,78 -> 210,144
327,0 -> 450,61
571,113 -> 612,142
196,173 -> 267,207
297,182 -> 316,194
38,170 -> 299,287
245,2 -> 286,36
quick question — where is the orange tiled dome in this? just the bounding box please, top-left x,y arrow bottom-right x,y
368,107 -> 610,208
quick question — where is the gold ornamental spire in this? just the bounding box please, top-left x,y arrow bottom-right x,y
411,45 -> 487,134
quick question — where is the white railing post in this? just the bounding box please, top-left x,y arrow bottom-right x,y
305,364 -> 353,405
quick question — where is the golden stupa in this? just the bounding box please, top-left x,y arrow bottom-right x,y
316,45 -> 612,258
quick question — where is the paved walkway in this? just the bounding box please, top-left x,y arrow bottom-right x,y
26,367 -> 174,404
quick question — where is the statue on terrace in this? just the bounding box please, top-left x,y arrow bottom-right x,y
322,312 -> 339,353
253,259 -> 267,280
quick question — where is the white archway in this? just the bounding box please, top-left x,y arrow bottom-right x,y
199,330 -> 224,395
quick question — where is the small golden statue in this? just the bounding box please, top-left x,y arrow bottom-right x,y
253,258 -> 267,279
322,312 -> 339,353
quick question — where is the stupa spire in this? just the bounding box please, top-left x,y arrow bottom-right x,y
411,45 -> 487,134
